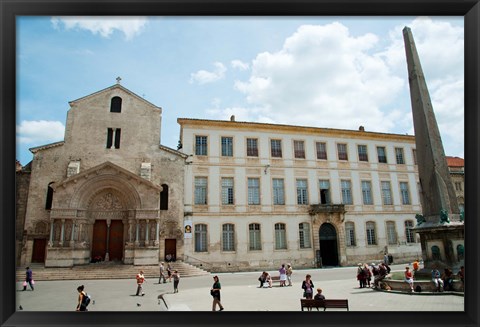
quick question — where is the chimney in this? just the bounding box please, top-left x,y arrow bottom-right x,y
230,115 -> 235,122
359,126 -> 365,132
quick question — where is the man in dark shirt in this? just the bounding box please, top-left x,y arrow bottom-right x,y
23,267 -> 34,291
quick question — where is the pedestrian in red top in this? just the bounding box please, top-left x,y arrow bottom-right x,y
404,266 -> 414,292
135,270 -> 146,296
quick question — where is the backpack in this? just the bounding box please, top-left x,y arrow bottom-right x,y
415,285 -> 422,293
83,293 -> 91,307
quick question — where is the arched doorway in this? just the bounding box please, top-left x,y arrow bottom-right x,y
319,223 -> 339,266
89,190 -> 126,262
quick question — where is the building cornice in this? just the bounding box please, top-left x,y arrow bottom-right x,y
177,118 -> 416,143
29,141 -> 65,153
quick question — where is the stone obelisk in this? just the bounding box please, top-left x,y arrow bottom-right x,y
403,26 -> 464,270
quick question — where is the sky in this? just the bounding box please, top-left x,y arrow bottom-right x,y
16,16 -> 464,165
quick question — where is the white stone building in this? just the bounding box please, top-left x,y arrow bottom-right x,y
178,117 -> 423,272
17,82 -> 187,267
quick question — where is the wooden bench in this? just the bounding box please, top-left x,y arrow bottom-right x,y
300,299 -> 349,311
270,276 -> 281,284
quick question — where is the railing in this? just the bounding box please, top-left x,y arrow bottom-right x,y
184,254 -> 212,270
309,204 -> 346,214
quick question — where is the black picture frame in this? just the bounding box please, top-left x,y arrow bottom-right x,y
1,0 -> 478,326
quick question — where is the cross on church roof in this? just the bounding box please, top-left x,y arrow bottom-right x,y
116,76 -> 122,84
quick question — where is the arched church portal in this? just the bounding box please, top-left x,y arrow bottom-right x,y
89,189 -> 126,262
319,223 -> 339,266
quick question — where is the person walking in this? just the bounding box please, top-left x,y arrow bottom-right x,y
135,270 -> 146,296
159,262 -> 166,284
76,285 -> 88,311
404,266 -> 414,292
167,263 -> 173,282
301,274 -> 314,299
279,264 -> 287,287
23,267 -> 34,291
211,275 -> 224,311
172,270 -> 180,293
286,264 -> 293,286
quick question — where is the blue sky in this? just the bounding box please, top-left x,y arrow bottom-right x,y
16,16 -> 464,165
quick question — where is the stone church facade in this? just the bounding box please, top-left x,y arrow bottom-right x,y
16,82 -> 187,267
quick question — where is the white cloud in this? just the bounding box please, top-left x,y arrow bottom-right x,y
229,22 -> 404,131
189,62 -> 227,85
210,20 -> 463,158
231,60 -> 250,70
51,17 -> 148,40
17,120 -> 65,145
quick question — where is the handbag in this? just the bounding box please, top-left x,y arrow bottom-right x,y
31,279 -> 35,285
22,281 -> 27,287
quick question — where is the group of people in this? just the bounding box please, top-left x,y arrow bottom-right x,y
356,262 -> 391,289
301,273 -> 326,311
258,263 -> 293,288
158,262 -> 174,284
135,266 -> 180,298
431,265 -> 464,292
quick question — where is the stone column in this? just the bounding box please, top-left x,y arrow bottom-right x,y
155,219 -> 160,246
135,221 -> 140,246
60,219 -> 65,247
105,219 -> 111,261
128,220 -> 134,243
145,220 -> 150,246
70,220 -> 76,247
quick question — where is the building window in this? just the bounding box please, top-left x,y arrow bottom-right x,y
299,223 -> 311,248
294,140 -> 305,159
194,177 -> 207,205
194,224 -> 208,252
106,128 -> 121,149
296,179 -> 308,205
222,224 -> 235,251
341,180 -> 353,205
358,145 -> 368,162
319,180 -> 330,204
221,137 -> 233,157
248,178 -> 260,205
345,222 -> 356,246
431,245 -> 441,260
221,178 -> 234,205
160,184 -> 169,210
457,244 -> 464,261
400,182 -> 411,205
412,149 -> 417,165
377,146 -> 387,163
195,136 -> 208,156
455,182 -> 462,191
316,142 -> 327,160
246,138 -> 258,157
361,181 -> 373,205
386,221 -> 397,245
366,221 -> 377,245
337,143 -> 348,161
249,223 -> 261,250
405,220 -> 415,243
45,182 -> 54,210
381,181 -> 393,205
110,96 -> 122,113
271,139 -> 282,158
275,223 -> 287,249
395,147 -> 405,164
273,178 -> 285,205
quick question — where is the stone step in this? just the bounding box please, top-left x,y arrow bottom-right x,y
16,262 -> 210,281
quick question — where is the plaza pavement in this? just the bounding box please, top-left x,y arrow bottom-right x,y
16,264 -> 464,312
